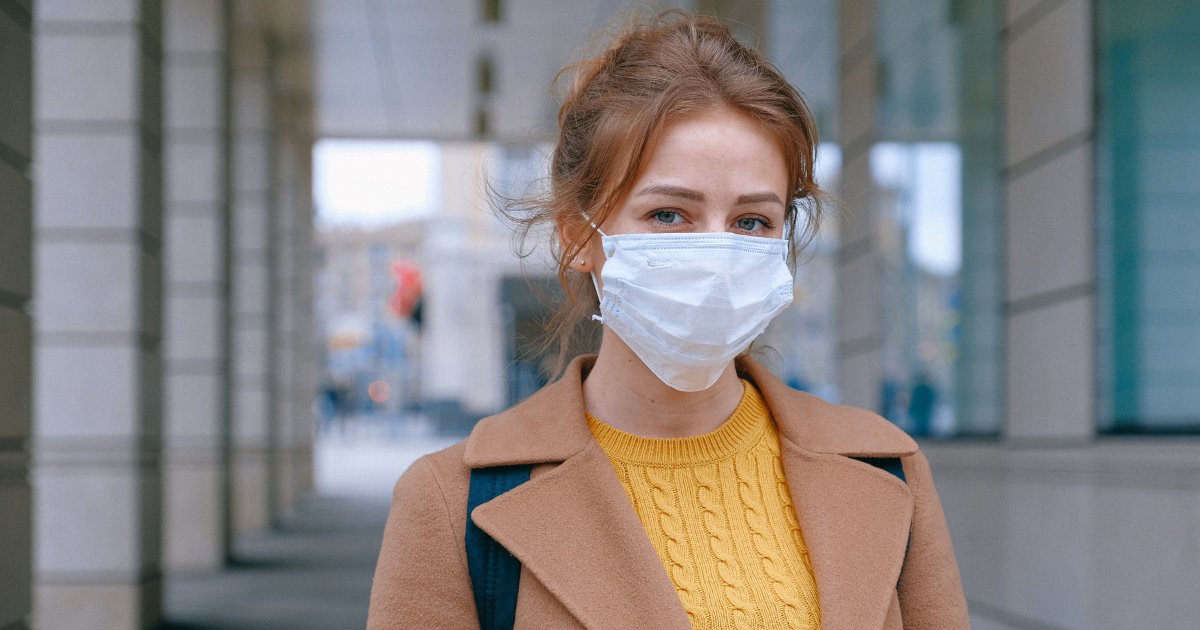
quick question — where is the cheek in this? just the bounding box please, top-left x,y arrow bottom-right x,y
602,209 -> 639,234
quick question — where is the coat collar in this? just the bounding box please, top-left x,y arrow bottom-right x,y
465,355 -> 918,629
464,355 -> 918,466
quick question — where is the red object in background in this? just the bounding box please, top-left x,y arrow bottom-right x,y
367,379 -> 391,403
389,259 -> 423,318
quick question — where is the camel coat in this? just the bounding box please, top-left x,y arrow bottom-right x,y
367,356 -> 970,629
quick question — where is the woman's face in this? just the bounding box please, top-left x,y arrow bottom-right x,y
573,107 -> 789,277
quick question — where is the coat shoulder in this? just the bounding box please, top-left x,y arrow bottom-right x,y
369,440 -> 479,629
398,439 -> 471,511
413,438 -> 470,474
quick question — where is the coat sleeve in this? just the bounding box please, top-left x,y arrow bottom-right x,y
896,450 -> 971,629
367,456 -> 480,630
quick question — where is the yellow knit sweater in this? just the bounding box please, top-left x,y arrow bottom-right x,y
587,380 -> 821,629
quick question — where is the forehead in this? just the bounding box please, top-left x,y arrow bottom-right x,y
631,109 -> 788,190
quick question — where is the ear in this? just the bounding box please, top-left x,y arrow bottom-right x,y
558,217 -> 595,273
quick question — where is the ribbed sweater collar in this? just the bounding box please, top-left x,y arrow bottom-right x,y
586,379 -> 771,466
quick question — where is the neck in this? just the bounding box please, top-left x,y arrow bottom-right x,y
582,327 -> 745,438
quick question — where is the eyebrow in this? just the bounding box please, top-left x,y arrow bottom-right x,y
735,191 -> 785,206
636,184 -> 704,202
635,184 -> 785,207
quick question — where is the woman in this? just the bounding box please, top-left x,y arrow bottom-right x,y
368,12 -> 969,630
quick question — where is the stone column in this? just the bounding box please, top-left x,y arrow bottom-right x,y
268,123 -> 294,517
289,147 -> 316,501
1002,0 -> 1095,443
0,0 -> 34,628
271,130 -> 315,514
161,0 -> 231,572
267,21 -> 316,511
420,144 -> 511,425
229,11 -> 273,534
835,0 -> 884,411
32,1 -> 165,628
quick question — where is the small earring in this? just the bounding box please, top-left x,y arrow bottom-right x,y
572,257 -> 585,265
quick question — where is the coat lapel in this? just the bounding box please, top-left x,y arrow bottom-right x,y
742,358 -> 918,629
780,442 -> 913,629
463,356 -> 690,630
470,440 -> 692,630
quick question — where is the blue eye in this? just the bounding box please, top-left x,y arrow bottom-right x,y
736,217 -> 764,231
653,211 -> 681,224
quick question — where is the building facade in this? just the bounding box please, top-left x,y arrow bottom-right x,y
1,1 -> 317,628
836,1 -> 1200,628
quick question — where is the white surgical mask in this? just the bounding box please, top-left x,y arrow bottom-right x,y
588,224 -> 794,392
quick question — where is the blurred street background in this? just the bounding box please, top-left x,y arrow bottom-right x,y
1,0 -> 1198,629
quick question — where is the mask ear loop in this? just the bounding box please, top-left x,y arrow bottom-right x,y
580,212 -> 608,237
581,213 -> 607,323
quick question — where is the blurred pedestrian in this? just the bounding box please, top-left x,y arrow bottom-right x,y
368,10 -> 968,629
909,373 -> 937,437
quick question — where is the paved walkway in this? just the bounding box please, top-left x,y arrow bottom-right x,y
165,494 -> 392,630
164,429 -> 460,629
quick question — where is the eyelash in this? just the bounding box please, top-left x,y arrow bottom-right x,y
736,216 -> 773,231
651,210 -> 683,224
649,211 -> 774,231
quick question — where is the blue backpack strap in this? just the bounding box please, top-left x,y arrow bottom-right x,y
850,456 -> 906,483
466,465 -> 531,630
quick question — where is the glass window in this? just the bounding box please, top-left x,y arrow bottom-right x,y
1097,0 -> 1200,432
874,0 -> 1003,436
760,0 -> 842,403
763,0 -> 1002,435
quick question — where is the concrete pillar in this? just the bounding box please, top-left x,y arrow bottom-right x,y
271,127 -> 315,514
836,0 -> 885,412
229,11 -> 273,534
270,13 -> 317,505
268,124 -> 295,516
32,1 -> 165,628
420,144 -> 511,425
0,0 -> 34,628
161,0 -> 231,572
1002,0 -> 1095,443
227,0 -> 315,534
266,68 -> 304,515
287,143 -> 315,503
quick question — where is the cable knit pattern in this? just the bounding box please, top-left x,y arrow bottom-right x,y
588,380 -> 821,630
736,456 -> 809,627
694,462 -> 756,627
644,465 -> 706,626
